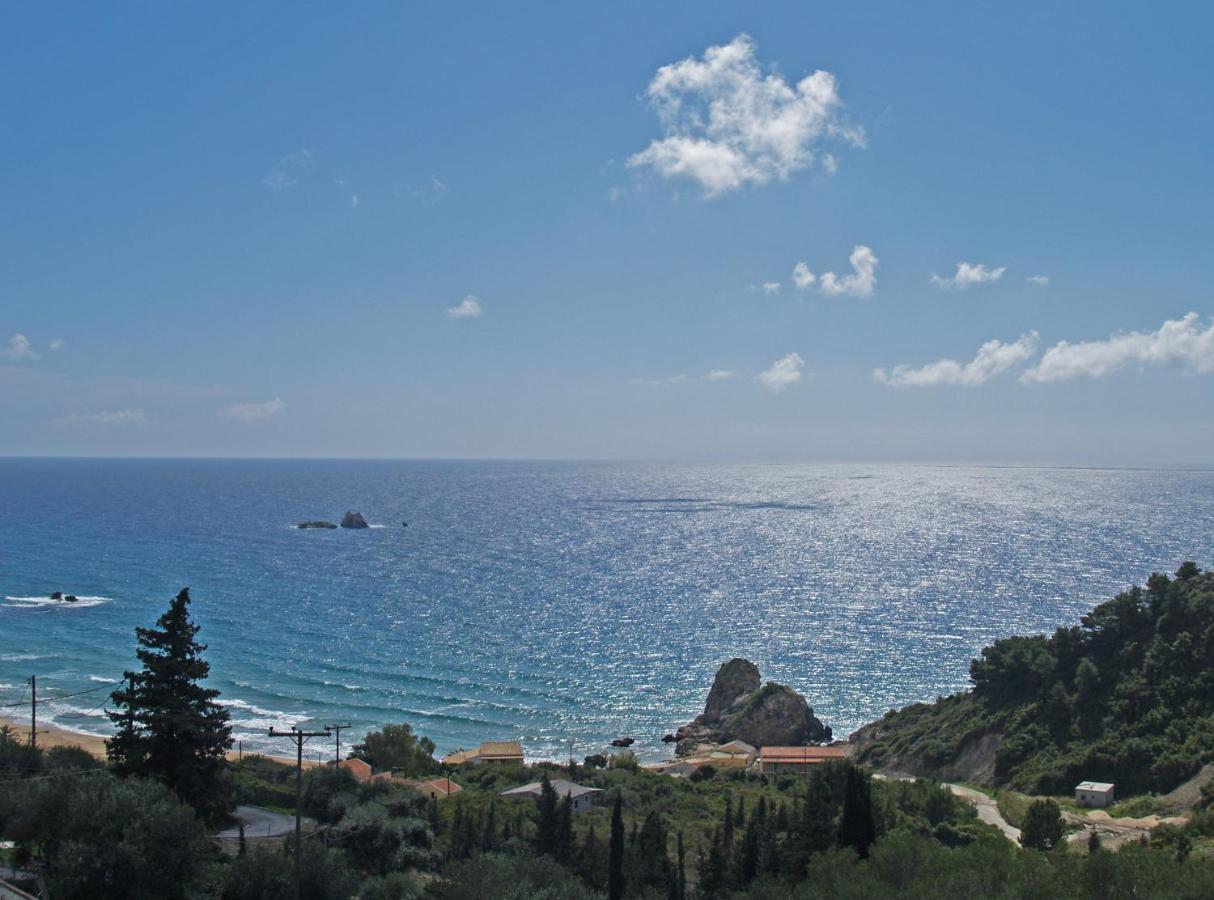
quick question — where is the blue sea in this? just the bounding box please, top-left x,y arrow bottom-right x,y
1,459 -> 1212,762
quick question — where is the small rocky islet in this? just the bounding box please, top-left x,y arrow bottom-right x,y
295,511 -> 371,529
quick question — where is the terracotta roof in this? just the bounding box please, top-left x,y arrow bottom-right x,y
760,746 -> 847,762
424,778 -> 463,795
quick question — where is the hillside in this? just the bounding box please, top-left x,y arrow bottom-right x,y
852,563 -> 1214,796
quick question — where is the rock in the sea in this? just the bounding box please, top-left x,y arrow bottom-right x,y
674,658 -> 831,756
64,595 -> 79,603
340,511 -> 369,529
610,737 -> 635,748
50,591 -> 63,600
297,521 -> 338,529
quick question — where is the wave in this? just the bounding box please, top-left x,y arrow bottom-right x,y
87,675 -> 113,683
3,595 -> 111,609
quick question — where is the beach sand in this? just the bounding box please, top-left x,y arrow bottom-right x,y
0,716 -> 321,768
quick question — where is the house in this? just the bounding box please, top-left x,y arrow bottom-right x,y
1075,781 -> 1115,808
708,740 -> 758,768
415,778 -> 463,800
443,740 -> 526,767
645,759 -> 706,778
340,757 -> 373,784
501,779 -> 602,813
758,745 -> 848,774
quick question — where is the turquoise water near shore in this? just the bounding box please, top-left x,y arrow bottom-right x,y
1,459 -> 1212,761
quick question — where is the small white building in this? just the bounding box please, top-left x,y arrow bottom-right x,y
1075,781 -> 1115,808
501,779 -> 601,813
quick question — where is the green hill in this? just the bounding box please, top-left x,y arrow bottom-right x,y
852,563 -> 1214,797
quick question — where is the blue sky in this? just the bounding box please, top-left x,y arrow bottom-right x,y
2,2 -> 1212,463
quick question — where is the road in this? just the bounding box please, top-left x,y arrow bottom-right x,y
946,784 -> 1022,843
214,805 -> 303,839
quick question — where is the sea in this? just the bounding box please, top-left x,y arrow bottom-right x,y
1,459 -> 1211,762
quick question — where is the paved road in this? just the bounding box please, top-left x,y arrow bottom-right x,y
946,784 -> 1022,844
215,805 -> 301,839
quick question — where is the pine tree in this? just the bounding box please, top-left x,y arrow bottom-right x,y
608,795 -> 625,900
837,765 -> 876,858
107,587 -> 232,820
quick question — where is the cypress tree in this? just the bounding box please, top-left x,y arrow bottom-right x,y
608,795 -> 625,900
722,795 -> 735,852
534,773 -> 559,855
482,798 -> 498,851
837,765 -> 876,858
107,587 -> 232,821
557,795 -> 574,862
675,830 -> 686,900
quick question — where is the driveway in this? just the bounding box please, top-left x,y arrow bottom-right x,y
215,805 -> 307,839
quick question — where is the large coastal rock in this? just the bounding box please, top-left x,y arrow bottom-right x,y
297,520 -> 338,529
340,511 -> 369,529
675,658 -> 831,756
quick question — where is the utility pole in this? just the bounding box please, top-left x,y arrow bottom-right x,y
269,725 -> 331,899
29,675 -> 36,753
326,722 -> 351,765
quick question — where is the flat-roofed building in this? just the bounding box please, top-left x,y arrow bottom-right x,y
758,745 -> 847,774
501,779 -> 601,813
1075,781 -> 1115,808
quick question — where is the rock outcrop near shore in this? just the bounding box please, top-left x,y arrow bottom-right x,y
340,512 -> 369,529
297,521 -> 338,529
675,657 -> 831,756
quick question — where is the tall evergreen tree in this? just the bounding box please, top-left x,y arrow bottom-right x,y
722,794 -> 735,853
837,765 -> 876,859
675,830 -> 686,900
107,587 -> 232,820
557,795 -> 574,862
534,774 -> 560,855
608,795 -> 625,900
482,798 -> 498,852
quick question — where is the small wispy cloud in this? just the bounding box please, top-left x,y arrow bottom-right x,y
350,194 -> 360,209
792,245 -> 878,298
264,149 -> 314,192
1021,313 -> 1214,384
628,34 -> 864,197
221,397 -> 286,421
409,175 -> 448,204
56,408 -> 146,426
761,282 -> 781,295
1026,275 -> 1050,287
930,262 -> 1007,290
757,352 -> 805,391
873,332 -> 1039,387
447,296 -> 484,319
2,333 -> 38,362
633,369 -> 735,387
49,338 -> 64,351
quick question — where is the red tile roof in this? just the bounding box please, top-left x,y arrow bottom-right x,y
760,746 -> 847,763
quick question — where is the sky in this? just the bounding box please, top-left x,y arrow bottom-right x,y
2,1 -> 1212,464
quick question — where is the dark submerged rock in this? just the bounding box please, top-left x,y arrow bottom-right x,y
297,521 -> 338,529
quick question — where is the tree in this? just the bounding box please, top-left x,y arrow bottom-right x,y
533,774 -> 559,855
674,830 -> 686,900
837,765 -> 876,859
608,794 -> 625,900
352,723 -> 437,775
107,587 -> 232,820
1020,799 -> 1063,851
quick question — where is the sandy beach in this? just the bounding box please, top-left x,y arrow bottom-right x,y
0,716 -> 321,768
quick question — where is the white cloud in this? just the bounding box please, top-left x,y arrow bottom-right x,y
634,369 -> 735,387
447,296 -> 483,319
350,194 -> 360,208
930,262 -> 1007,290
221,397 -> 286,421
608,186 -> 622,203
49,338 -> 64,351
757,352 -> 805,391
3,333 -> 38,362
264,149 -> 314,192
1026,275 -> 1049,287
1021,313 -> 1214,384
761,282 -> 781,295
874,332 -> 1039,387
793,245 -> 878,298
57,408 -> 146,426
628,34 -> 864,197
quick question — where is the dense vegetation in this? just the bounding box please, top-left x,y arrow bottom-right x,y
856,563 -> 1214,795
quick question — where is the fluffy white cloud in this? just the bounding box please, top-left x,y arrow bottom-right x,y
1026,275 -> 1049,287
447,296 -> 483,319
757,352 -> 805,391
1021,313 -> 1214,384
3,333 -> 38,362
761,282 -> 781,295
793,245 -> 878,298
874,332 -> 1039,387
628,34 -> 864,196
930,262 -> 1007,290
222,397 -> 286,420
264,149 -> 314,192
57,408 -> 146,426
